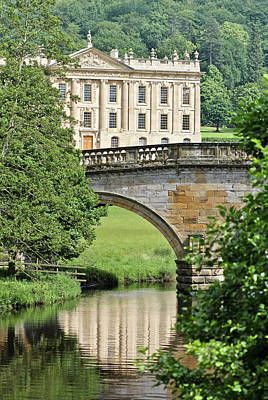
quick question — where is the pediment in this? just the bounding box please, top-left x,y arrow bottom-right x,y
70,48 -> 132,71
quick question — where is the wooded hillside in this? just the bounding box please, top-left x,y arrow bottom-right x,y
55,0 -> 268,89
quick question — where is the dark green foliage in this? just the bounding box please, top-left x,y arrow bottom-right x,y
0,63 -> 102,262
0,0 -> 69,62
201,65 -> 232,130
246,23 -> 264,83
0,0 -> 104,267
85,266 -> 119,289
54,0 -> 268,87
143,79 -> 268,398
236,75 -> 268,154
231,82 -> 262,114
217,21 -> 249,88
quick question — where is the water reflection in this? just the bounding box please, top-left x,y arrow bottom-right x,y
59,287 -> 178,372
0,285 -> 189,400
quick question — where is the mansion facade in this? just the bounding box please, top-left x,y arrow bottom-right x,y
54,33 -> 201,150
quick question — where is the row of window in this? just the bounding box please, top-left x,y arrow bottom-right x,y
83,112 -> 190,131
109,136 -> 191,148
59,83 -> 191,105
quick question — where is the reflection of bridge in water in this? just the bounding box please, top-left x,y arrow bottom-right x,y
58,288 -> 181,373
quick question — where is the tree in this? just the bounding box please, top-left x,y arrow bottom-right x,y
144,77 -> 268,399
246,23 -> 264,84
235,75 -> 268,155
92,21 -> 147,57
218,22 -> 249,88
157,33 -> 195,60
0,0 -> 103,272
201,65 -> 232,131
231,82 -> 262,114
198,15 -> 221,67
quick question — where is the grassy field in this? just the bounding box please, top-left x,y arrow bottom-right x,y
201,126 -> 238,140
0,274 -> 81,313
70,206 -> 176,284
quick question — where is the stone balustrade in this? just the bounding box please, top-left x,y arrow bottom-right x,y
83,143 -> 250,171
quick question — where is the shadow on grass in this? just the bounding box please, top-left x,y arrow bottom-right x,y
84,266 -> 119,290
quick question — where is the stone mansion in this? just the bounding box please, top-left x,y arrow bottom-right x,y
54,32 -> 201,150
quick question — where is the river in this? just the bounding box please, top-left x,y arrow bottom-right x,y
0,285 -> 193,400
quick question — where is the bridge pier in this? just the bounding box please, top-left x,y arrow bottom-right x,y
176,260 -> 224,293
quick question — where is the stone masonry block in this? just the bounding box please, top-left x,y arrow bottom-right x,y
183,217 -> 198,224
179,210 -> 199,217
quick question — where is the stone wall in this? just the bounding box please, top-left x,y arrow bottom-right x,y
89,165 -> 251,244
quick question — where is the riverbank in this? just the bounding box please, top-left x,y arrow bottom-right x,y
70,207 -> 176,285
0,274 -> 81,313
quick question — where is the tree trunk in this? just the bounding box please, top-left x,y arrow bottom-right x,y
8,259 -> 16,276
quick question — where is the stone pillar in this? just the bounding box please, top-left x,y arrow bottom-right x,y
176,260 -> 224,294
99,80 -> 107,131
71,79 -> 80,121
128,80 -> 135,132
150,82 -> 158,133
194,83 -> 201,135
172,83 -> 179,134
71,79 -> 80,148
121,81 -> 129,131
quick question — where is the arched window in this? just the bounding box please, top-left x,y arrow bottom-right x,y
183,138 -> 191,143
111,136 -> 119,148
161,138 -> 169,144
139,137 -> 147,146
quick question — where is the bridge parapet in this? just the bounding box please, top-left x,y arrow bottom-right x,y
83,143 -> 250,171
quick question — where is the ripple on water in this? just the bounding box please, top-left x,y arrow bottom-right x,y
0,286 -> 190,400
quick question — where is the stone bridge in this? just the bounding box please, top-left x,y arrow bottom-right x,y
83,142 -> 252,291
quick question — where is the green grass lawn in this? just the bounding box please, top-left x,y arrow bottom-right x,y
201,126 -> 238,140
70,206 -> 176,284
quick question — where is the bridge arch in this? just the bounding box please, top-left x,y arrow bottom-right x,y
96,191 -> 184,259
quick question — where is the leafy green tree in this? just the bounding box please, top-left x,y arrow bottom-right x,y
218,22 -> 249,88
201,65 -> 232,131
246,23 -> 264,83
236,76 -> 268,155
0,0 -> 103,272
139,10 -> 169,50
231,82 -> 262,114
55,0 -> 106,37
144,77 -> 268,399
92,21 -> 147,57
198,15 -> 221,67
157,33 -> 195,59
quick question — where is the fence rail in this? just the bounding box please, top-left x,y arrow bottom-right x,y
0,262 -> 87,282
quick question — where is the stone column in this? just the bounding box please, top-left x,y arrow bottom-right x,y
194,83 -> 201,135
99,80 -> 107,131
172,83 -> 179,134
71,78 -> 80,121
121,81 -> 129,131
71,79 -> 80,148
128,80 -> 135,132
150,82 -> 158,133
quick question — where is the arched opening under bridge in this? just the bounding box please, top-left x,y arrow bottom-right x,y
97,192 -> 184,260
